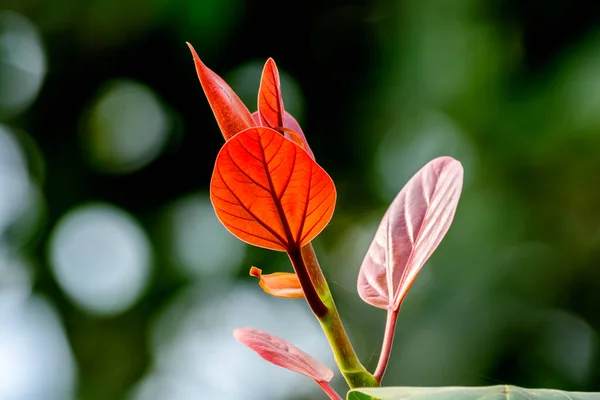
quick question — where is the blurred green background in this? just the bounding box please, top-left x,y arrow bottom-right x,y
1,0 -> 600,399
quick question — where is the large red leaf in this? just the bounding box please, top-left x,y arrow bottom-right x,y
210,127 -> 335,251
187,43 -> 255,140
233,328 -> 334,382
257,58 -> 285,131
357,157 -> 463,310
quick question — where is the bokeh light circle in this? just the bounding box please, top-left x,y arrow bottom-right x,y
82,79 -> 171,174
165,193 -> 246,278
0,296 -> 76,400
0,11 -> 46,118
48,203 -> 152,316
0,124 -> 33,235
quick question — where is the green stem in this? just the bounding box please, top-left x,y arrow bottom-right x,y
288,244 -> 378,388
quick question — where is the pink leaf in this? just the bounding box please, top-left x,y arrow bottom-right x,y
233,328 -> 334,382
357,157 -> 463,310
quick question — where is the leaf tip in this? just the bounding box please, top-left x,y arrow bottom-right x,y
232,327 -> 246,342
435,156 -> 464,175
265,57 -> 277,69
186,42 -> 201,62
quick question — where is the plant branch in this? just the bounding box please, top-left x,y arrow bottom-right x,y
287,247 -> 328,317
288,244 -> 378,389
317,380 -> 343,400
374,308 -> 399,383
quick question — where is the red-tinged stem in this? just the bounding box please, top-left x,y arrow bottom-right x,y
300,244 -> 332,303
317,380 -> 343,400
288,244 -> 378,389
287,247 -> 328,317
374,308 -> 399,383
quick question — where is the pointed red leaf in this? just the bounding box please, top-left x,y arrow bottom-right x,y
258,58 -> 285,131
210,127 -> 335,251
233,328 -> 334,382
357,157 -> 463,310
187,43 -> 255,140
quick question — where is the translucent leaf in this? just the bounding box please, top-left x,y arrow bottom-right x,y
257,58 -> 285,131
252,111 -> 315,159
357,157 -> 463,310
210,127 -> 335,251
233,328 -> 334,382
187,43 -> 254,140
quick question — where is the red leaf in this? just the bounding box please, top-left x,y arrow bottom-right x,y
282,112 -> 315,159
357,157 -> 463,310
233,328 -> 334,382
258,58 -> 285,131
187,43 -> 255,140
252,111 -> 315,159
211,127 -> 335,251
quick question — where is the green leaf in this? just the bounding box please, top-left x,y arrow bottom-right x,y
347,386 -> 600,400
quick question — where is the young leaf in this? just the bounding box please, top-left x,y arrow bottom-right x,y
252,111 -> 315,159
280,127 -> 311,153
258,58 -> 285,131
233,328 -> 334,382
187,43 -> 255,140
210,126 -> 336,251
283,112 -> 315,159
357,157 -> 463,311
249,266 -> 304,298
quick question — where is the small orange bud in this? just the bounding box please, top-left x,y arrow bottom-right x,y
249,267 -> 304,298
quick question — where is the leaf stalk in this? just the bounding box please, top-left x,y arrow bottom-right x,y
317,381 -> 344,400
374,308 -> 399,383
